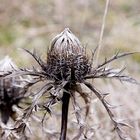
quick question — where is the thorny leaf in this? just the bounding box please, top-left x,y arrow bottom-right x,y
85,66 -> 139,85
74,84 -> 90,118
90,46 -> 98,67
84,81 -> 131,140
23,49 -> 48,72
96,52 -> 136,69
70,91 -> 85,140
22,82 -> 53,120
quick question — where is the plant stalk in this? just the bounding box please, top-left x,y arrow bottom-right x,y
60,91 -> 70,140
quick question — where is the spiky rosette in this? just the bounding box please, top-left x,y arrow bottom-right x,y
47,28 -> 90,82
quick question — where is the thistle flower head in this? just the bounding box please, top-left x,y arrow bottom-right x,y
47,28 -> 90,82
50,28 -> 83,55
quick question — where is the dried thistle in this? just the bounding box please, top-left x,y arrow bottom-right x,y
0,56 -> 33,125
46,28 -> 90,82
2,28 -> 138,140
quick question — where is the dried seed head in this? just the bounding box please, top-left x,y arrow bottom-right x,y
50,28 -> 83,55
47,28 -> 90,82
0,57 -> 27,124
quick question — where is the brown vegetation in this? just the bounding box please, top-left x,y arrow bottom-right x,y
0,0 -> 140,140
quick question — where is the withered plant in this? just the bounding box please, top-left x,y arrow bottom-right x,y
0,56 -> 28,125
0,56 -> 38,140
1,28 -> 138,140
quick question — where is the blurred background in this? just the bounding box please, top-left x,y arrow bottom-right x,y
0,0 -> 140,139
